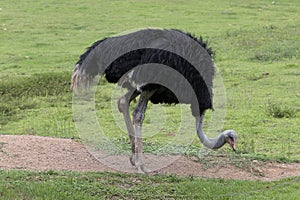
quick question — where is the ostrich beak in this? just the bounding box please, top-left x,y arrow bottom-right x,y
231,143 -> 236,152
228,138 -> 236,151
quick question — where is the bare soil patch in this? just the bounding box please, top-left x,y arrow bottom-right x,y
1,134 -> 299,181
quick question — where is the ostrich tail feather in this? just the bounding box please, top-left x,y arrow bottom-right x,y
70,64 -> 93,94
70,65 -> 79,93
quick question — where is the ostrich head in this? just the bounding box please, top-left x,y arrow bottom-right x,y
223,130 -> 238,151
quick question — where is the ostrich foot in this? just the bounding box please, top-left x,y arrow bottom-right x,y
129,155 -> 151,174
137,165 -> 151,174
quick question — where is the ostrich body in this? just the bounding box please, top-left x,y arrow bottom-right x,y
71,29 -> 237,173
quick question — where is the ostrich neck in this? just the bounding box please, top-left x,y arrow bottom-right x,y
196,115 -> 226,149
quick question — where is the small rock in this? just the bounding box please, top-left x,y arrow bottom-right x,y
262,72 -> 269,76
252,160 -> 259,164
256,167 -> 263,173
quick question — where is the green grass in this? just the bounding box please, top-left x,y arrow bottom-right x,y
1,0 -> 300,198
0,170 -> 299,200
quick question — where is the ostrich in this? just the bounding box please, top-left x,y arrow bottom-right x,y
71,29 -> 237,173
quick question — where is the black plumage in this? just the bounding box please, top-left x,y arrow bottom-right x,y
105,48 -> 213,115
72,29 -> 215,115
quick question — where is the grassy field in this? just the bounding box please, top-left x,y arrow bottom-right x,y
0,170 -> 299,200
1,0 -> 300,199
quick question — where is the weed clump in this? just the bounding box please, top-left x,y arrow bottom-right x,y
265,102 -> 297,118
0,72 -> 71,98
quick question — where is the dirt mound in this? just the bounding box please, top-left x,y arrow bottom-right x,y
1,134 -> 299,181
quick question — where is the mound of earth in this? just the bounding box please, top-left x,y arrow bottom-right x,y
1,134 -> 299,181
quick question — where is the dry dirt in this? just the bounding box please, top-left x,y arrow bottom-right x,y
1,134 -> 300,181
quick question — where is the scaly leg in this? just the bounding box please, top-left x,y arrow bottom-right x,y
118,91 -> 139,166
132,90 -> 156,173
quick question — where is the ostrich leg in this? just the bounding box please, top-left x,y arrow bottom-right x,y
132,90 -> 156,173
118,91 -> 139,166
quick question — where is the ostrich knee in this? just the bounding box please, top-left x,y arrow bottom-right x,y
118,96 -> 127,114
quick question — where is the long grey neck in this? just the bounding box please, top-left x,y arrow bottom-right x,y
196,115 -> 226,149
